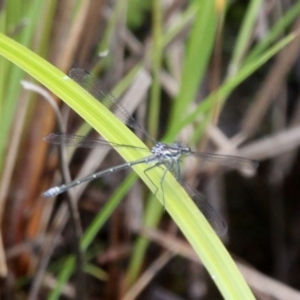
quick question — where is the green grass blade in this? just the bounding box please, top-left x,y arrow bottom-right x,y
245,1 -> 300,64
48,174 -> 137,299
0,33 -> 256,299
227,0 -> 263,77
169,1 -> 217,126
147,0 -> 163,138
0,0 -> 45,172
166,31 -> 297,141
84,264 -> 108,281
81,174 -> 137,251
163,1 -> 198,47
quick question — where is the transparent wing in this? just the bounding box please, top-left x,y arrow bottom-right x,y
192,151 -> 259,171
183,184 -> 228,236
43,133 -> 149,151
69,68 -> 154,142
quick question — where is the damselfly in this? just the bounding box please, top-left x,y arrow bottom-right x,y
43,68 -> 258,235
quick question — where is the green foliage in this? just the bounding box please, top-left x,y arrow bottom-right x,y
0,0 -> 299,299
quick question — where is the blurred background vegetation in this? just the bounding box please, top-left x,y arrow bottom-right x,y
1,0 -> 300,299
